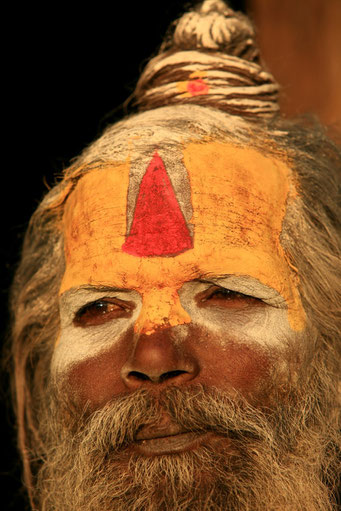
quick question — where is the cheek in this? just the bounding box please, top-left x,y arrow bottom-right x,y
63,340 -> 129,411
59,324 -> 285,411
191,327 -> 278,404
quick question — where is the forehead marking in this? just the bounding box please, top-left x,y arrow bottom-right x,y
122,151 -> 193,257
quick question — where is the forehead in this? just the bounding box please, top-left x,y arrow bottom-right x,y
60,140 -> 304,330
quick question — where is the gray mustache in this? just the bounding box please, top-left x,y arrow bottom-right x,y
78,385 -> 273,452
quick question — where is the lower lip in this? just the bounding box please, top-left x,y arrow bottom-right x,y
134,431 -> 212,455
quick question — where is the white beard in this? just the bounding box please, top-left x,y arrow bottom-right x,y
33,379 -> 340,511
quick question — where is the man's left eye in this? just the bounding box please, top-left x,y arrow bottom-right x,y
74,299 -> 134,327
198,286 -> 264,310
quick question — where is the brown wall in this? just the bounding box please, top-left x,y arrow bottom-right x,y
246,0 -> 341,139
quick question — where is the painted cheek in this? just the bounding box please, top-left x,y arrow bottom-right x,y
63,324 -> 279,411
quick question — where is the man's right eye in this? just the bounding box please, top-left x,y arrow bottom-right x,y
74,299 -> 134,327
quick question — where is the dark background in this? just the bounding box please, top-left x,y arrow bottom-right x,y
2,0 -> 340,509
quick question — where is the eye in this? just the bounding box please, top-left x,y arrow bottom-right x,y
198,286 -> 265,310
74,298 -> 134,327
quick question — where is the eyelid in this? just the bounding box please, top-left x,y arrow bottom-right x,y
60,287 -> 140,314
197,281 -> 286,308
73,297 -> 136,327
77,298 -> 116,315
77,296 -> 134,313
203,285 -> 260,300
198,281 -> 257,298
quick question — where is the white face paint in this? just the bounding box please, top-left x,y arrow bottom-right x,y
52,287 -> 142,378
51,274 -> 300,381
179,275 -> 296,347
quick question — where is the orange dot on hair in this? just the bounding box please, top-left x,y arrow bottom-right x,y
187,78 -> 209,96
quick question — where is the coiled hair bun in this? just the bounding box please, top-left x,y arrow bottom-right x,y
133,0 -> 279,119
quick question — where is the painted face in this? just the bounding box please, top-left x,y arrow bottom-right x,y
52,141 -> 306,415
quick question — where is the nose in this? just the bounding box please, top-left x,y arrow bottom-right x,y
121,327 -> 200,388
133,287 -> 191,335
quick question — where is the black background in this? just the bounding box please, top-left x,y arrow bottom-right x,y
0,2 -> 247,509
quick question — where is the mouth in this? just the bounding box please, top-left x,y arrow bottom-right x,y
134,421 -> 216,455
135,430 -> 212,455
135,421 -> 187,441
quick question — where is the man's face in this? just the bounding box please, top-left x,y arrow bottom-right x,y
53,141 -> 305,408
46,141 -> 317,510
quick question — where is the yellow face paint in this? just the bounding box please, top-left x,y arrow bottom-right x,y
60,142 -> 306,334
183,142 -> 305,331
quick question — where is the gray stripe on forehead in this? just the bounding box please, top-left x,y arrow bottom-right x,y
126,148 -> 193,235
76,104 -> 254,168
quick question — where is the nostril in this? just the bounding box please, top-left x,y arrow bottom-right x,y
159,370 -> 188,383
126,369 -> 189,384
128,371 -> 152,382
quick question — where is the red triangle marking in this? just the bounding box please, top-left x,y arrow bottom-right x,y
122,151 -> 193,257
